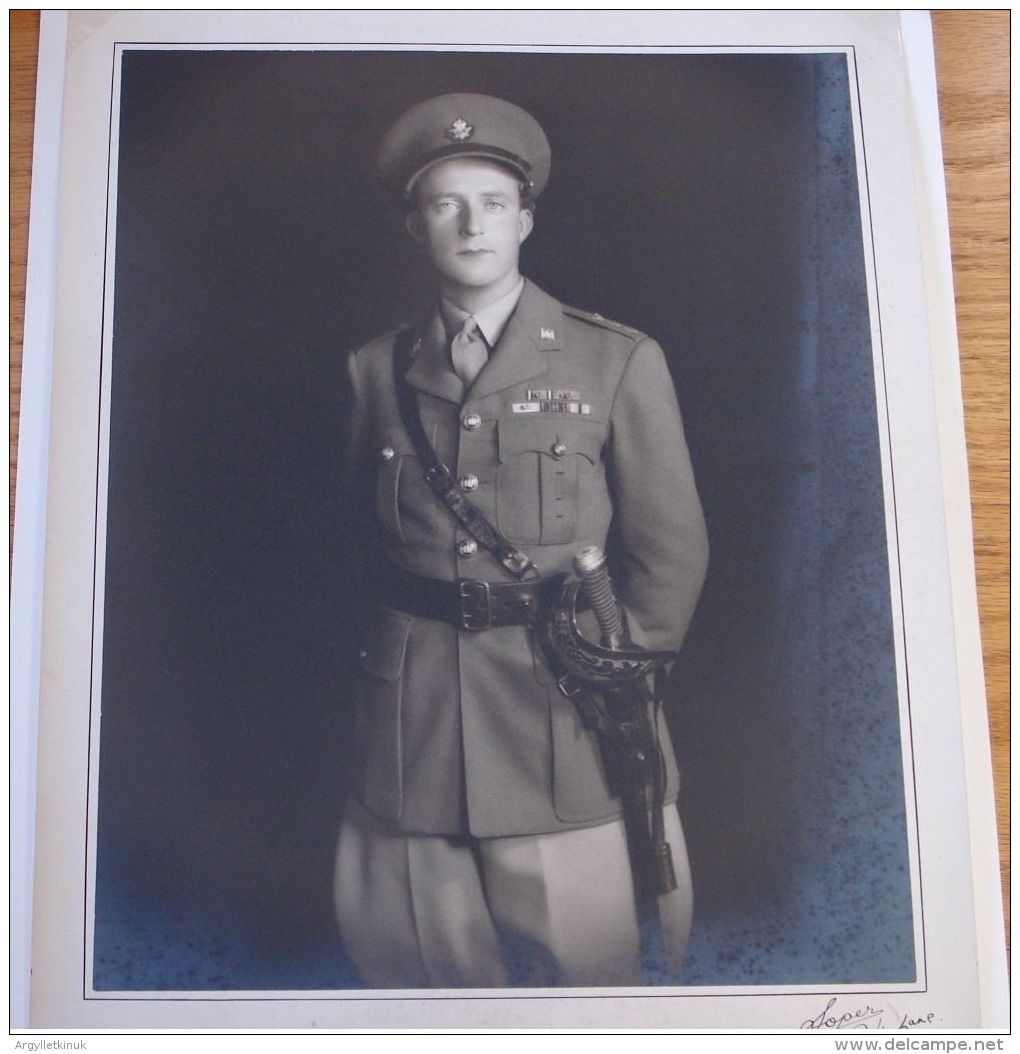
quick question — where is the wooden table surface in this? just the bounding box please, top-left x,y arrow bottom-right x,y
9,10 -> 1009,947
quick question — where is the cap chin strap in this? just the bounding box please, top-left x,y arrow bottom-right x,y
403,143 -> 534,197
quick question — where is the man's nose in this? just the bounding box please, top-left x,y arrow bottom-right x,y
460,204 -> 484,236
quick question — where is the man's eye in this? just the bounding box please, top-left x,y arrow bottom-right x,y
485,200 -> 506,210
434,200 -> 459,212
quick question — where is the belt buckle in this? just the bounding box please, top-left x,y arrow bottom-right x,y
458,578 -> 491,631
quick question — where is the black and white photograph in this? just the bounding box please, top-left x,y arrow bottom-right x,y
12,10 -> 1006,1034
93,43 -> 913,994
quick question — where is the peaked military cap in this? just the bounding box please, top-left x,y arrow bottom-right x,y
377,92 -> 551,199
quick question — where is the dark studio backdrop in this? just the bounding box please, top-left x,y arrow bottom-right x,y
94,48 -> 915,989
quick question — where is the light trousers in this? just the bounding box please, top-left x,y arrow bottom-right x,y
334,797 -> 693,988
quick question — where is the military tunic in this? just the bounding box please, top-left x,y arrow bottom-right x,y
343,279 -> 708,839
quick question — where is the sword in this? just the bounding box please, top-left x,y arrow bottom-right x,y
572,546 -> 678,896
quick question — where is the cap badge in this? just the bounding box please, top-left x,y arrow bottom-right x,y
446,118 -> 474,142
540,327 -> 556,341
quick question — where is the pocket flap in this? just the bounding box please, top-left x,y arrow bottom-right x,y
498,416 -> 605,464
360,609 -> 412,681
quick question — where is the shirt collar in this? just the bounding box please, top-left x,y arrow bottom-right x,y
440,277 -> 525,348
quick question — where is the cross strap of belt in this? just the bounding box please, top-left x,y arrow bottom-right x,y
393,325 -> 538,581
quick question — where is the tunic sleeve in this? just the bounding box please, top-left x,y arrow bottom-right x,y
341,348 -> 375,645
605,336 -> 708,653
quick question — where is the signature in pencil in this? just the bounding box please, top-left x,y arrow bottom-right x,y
800,996 -> 886,1030
800,996 -> 939,1031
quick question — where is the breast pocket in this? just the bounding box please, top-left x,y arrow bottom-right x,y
496,416 -> 606,544
373,429 -> 434,545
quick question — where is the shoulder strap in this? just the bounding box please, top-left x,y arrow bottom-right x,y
393,327 -> 538,581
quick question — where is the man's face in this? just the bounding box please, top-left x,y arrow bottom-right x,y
407,158 -> 534,300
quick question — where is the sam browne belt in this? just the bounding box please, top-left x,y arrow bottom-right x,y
378,563 -> 565,631
389,323 -> 681,960
393,326 -> 538,581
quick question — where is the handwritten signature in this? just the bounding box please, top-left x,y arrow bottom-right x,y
800,996 -> 937,1031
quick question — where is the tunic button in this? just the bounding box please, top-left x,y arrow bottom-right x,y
358,648 -> 368,660
462,412 -> 482,430
460,474 -> 479,491
551,441 -> 568,457
457,539 -> 478,557
380,446 -> 395,462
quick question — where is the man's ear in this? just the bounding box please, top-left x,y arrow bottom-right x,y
406,211 -> 424,243
518,208 -> 534,244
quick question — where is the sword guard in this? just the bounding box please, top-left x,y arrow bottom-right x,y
541,581 -> 674,688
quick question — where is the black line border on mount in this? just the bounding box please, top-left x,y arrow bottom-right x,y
81,37 -> 925,1008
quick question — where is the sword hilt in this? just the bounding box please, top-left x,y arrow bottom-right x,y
574,545 -> 626,650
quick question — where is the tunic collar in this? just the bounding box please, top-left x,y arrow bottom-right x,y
403,278 -> 563,404
440,277 -> 525,349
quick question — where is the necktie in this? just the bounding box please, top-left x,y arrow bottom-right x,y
450,316 -> 488,389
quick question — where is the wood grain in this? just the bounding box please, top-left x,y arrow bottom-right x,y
9,9 -> 40,569
8,8 -> 1009,956
929,10 -> 1010,951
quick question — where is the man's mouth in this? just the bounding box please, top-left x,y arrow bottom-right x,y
458,248 -> 492,256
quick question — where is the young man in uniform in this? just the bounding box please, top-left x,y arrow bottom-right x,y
335,93 -> 708,988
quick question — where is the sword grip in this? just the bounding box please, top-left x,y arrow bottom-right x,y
574,545 -> 625,650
